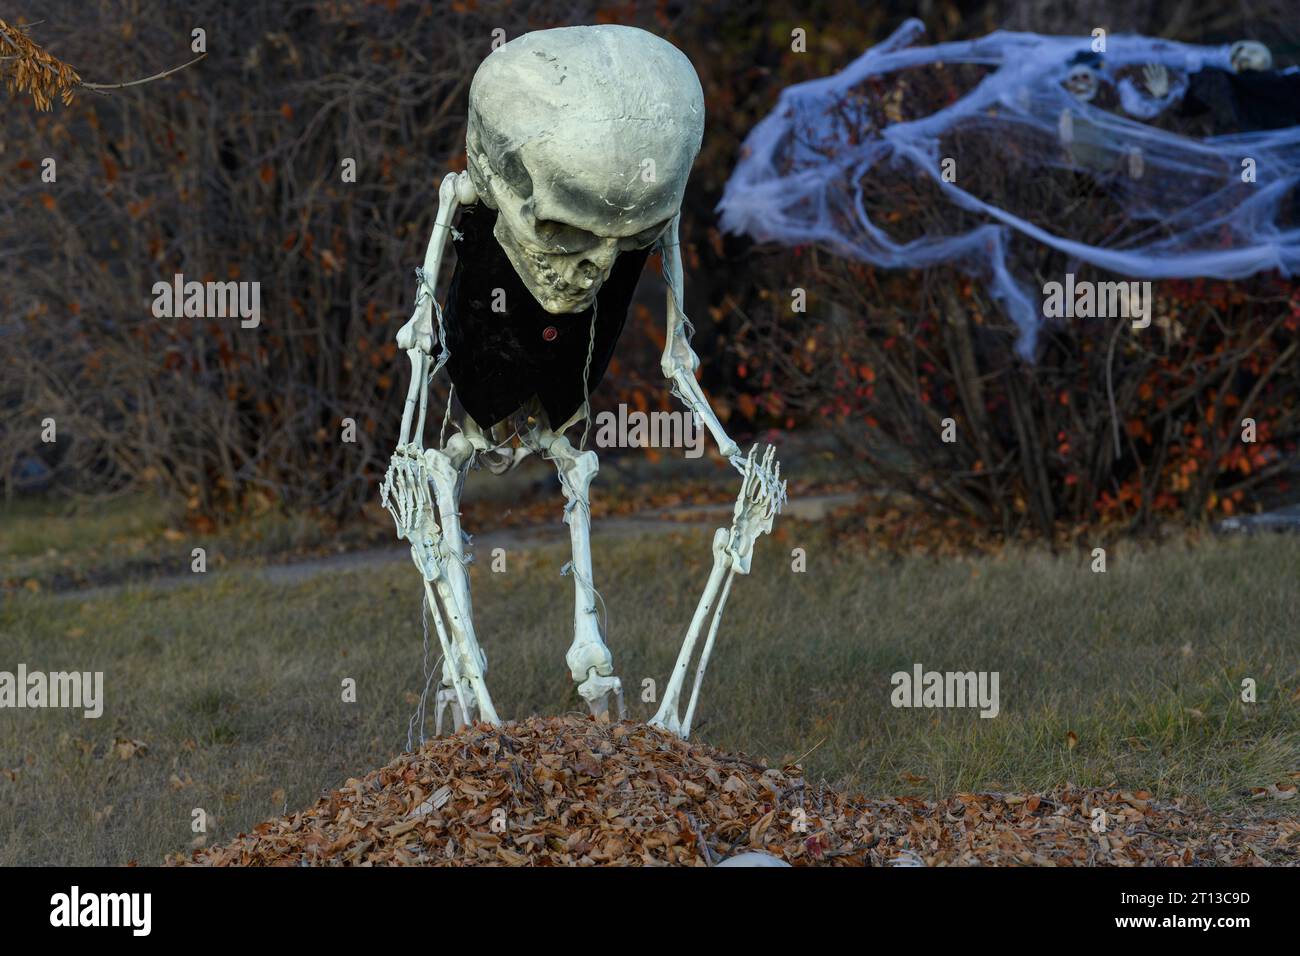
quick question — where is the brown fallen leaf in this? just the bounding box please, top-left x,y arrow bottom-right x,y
113,738 -> 148,760
163,715 -> 1296,869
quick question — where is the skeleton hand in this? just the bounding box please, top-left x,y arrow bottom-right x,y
725,444 -> 785,573
1141,64 -> 1169,99
380,446 -> 444,579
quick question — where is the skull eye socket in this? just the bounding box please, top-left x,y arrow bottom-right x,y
622,218 -> 672,251
527,216 -> 671,255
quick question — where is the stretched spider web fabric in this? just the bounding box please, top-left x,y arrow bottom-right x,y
717,19 -> 1300,358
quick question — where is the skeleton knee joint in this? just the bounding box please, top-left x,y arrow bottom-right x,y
566,640 -> 613,683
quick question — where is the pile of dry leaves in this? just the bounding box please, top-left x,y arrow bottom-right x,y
168,715 -> 1296,866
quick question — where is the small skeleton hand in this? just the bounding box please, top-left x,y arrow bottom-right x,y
1142,63 -> 1169,99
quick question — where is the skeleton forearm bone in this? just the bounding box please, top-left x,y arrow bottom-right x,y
651,445 -> 784,739
380,446 -> 500,729
650,528 -> 733,738
659,215 -> 741,461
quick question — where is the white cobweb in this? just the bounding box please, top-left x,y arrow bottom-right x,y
717,19 -> 1300,358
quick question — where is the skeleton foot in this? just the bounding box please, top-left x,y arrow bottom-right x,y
576,672 -> 625,722
651,444 -> 784,738
434,685 -> 477,736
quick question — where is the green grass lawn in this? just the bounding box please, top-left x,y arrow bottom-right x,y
0,494 -> 366,591
1,523 -> 1297,865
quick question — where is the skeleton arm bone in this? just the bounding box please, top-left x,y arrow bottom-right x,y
649,528 -> 730,738
384,170 -> 501,732
650,445 -> 784,739
658,215 -> 741,462
396,171 -> 477,450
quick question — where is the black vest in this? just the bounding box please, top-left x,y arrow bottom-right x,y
443,203 -> 652,429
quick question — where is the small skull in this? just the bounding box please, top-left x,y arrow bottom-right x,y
1064,65 -> 1100,103
465,26 -> 704,314
1229,40 -> 1273,73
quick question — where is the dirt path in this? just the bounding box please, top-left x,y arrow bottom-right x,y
57,492 -> 857,600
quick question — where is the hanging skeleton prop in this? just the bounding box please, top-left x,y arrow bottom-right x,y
381,25 -> 785,740
719,20 -> 1300,359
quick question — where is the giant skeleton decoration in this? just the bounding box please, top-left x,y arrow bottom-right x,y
380,25 -> 784,740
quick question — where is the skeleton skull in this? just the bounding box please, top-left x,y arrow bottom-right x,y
1229,40 -> 1273,73
1064,65 -> 1100,103
465,26 -> 705,314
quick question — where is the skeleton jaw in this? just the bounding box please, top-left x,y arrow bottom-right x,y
495,229 -> 606,314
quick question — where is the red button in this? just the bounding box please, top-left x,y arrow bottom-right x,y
542,326 -> 558,342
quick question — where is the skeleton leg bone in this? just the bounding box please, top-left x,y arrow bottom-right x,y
381,428 -> 499,733
427,564 -> 498,728
423,579 -> 469,737
382,450 -> 474,731
541,427 -> 625,721
430,435 -> 476,643
682,566 -> 737,738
